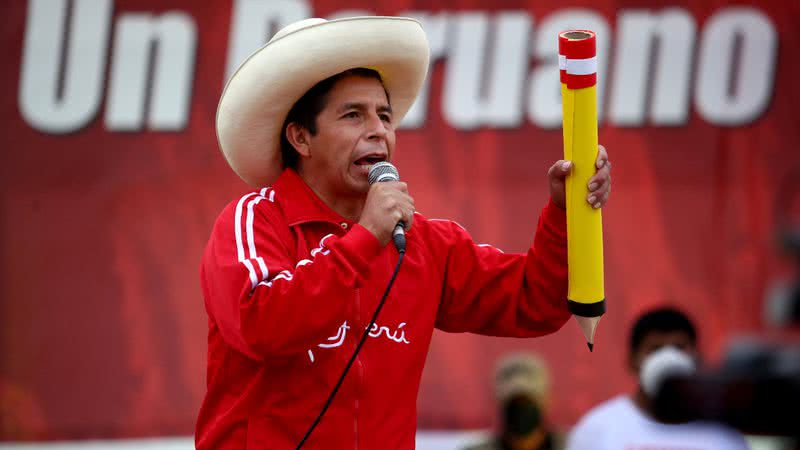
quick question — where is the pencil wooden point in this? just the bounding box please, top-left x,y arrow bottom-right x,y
574,315 -> 601,351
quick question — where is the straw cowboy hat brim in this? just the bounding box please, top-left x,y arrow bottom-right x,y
216,16 -> 430,187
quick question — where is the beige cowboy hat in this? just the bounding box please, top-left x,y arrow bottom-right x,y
216,16 -> 430,187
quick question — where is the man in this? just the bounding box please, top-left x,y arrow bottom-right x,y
197,16 -> 612,450
463,353 -> 563,450
565,307 -> 749,450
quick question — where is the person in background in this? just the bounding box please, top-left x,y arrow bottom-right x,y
464,353 -> 562,450
565,307 -> 749,450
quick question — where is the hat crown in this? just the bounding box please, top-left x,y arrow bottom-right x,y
271,18 -> 328,42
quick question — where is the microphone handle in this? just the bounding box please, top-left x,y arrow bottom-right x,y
392,223 -> 406,253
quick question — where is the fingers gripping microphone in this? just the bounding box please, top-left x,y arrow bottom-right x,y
368,162 -> 406,253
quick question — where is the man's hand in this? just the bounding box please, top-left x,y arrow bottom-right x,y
359,181 -> 415,247
548,145 -> 612,210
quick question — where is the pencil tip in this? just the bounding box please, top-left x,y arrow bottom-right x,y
574,315 -> 602,352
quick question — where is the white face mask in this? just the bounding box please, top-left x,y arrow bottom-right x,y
639,346 -> 697,398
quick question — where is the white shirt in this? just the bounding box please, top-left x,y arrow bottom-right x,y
565,395 -> 750,450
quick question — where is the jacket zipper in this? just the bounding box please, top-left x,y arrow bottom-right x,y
354,289 -> 362,450
355,357 -> 363,449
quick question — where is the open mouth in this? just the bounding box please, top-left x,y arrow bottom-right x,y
353,154 -> 387,167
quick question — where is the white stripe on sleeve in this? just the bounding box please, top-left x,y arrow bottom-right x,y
235,187 -> 275,290
234,192 -> 259,287
256,235 -> 333,288
246,188 -> 272,282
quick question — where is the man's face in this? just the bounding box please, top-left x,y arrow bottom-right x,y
629,330 -> 698,375
301,75 -> 395,196
502,394 -> 542,436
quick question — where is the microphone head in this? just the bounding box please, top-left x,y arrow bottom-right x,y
368,161 -> 400,184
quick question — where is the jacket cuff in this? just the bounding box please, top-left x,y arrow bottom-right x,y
541,198 -> 567,242
337,224 -> 384,273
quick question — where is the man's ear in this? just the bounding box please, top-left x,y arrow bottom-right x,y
285,123 -> 312,157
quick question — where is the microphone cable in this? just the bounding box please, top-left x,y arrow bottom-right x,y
295,249 -> 405,449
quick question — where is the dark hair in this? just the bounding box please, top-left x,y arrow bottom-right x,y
629,307 -> 697,354
279,68 -> 388,169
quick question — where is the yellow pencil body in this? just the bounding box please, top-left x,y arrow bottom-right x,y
564,85 -> 605,306
560,30 -> 605,349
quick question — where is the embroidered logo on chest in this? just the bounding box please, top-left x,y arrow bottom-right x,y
307,321 -> 410,363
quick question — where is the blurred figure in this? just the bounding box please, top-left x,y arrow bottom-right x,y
766,168 -> 800,328
464,353 -> 562,450
565,307 -> 749,450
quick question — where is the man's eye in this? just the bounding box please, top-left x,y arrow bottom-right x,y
380,114 -> 391,122
343,111 -> 359,119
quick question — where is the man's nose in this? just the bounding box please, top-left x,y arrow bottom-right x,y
366,113 -> 388,140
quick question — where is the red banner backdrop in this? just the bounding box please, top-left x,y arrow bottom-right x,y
1,0 -> 798,440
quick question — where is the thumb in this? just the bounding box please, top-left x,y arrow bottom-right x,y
549,160 -> 572,179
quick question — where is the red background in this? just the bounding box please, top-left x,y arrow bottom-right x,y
1,0 -> 798,440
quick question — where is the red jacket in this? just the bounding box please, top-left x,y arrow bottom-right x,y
196,169 -> 570,450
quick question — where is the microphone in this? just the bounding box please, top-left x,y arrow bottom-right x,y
368,162 -> 406,253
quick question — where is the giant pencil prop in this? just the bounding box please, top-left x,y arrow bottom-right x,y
559,30 -> 605,351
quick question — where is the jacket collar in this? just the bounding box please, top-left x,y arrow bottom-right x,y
273,168 -> 354,227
